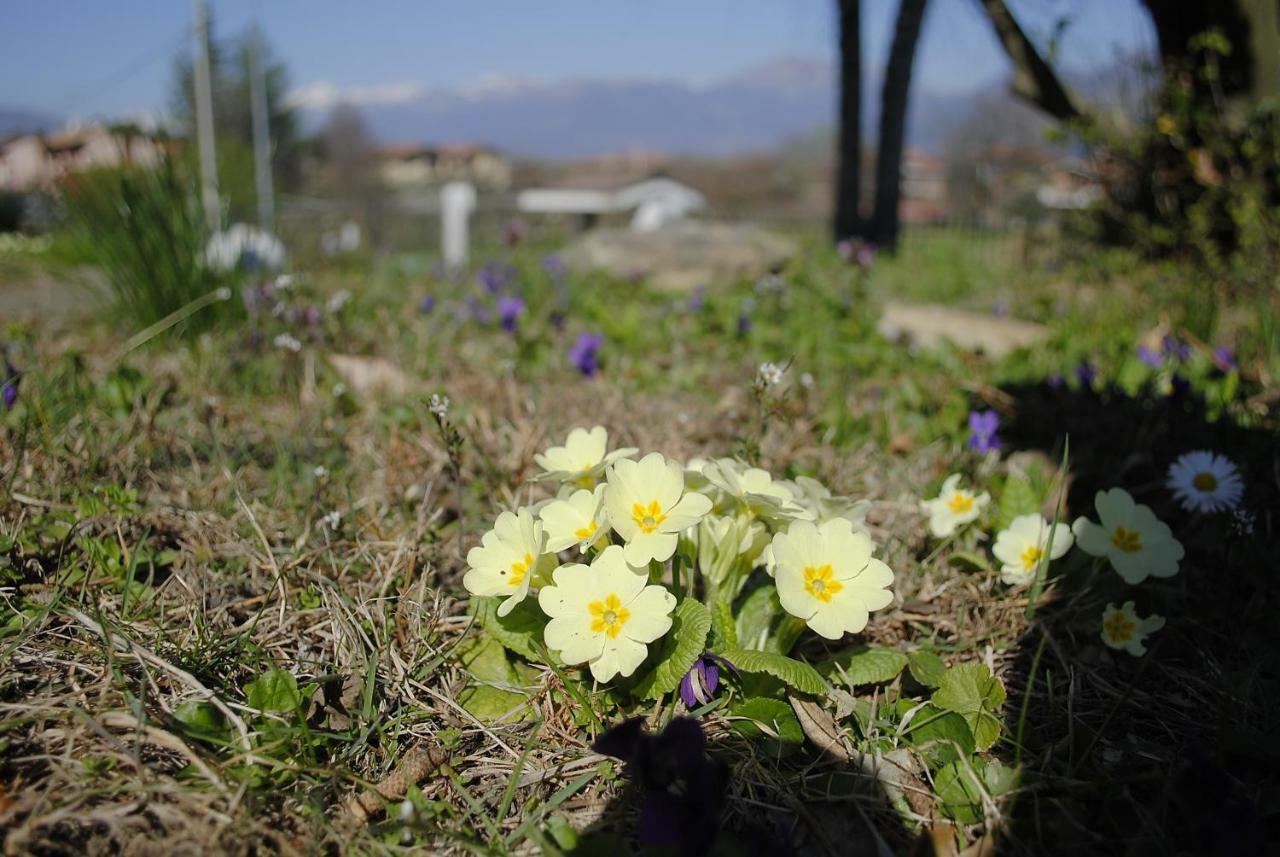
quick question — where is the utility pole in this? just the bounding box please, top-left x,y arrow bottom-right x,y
192,0 -> 220,231
249,19 -> 275,233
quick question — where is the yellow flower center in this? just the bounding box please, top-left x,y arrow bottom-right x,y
507,552 -> 534,587
574,472 -> 596,489
1020,545 -> 1044,571
803,564 -> 843,603
1192,472 -> 1218,492
1111,526 -> 1142,553
1103,610 -> 1135,643
631,500 -> 666,534
589,593 -> 631,639
947,493 -> 975,514
574,519 -> 599,540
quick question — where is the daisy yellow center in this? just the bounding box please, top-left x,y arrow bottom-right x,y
589,593 -> 631,639
631,500 -> 666,534
507,552 -> 534,587
1111,526 -> 1142,553
574,519 -> 599,540
1103,611 -> 1135,643
947,493 -> 975,514
803,564 -> 843,603
1020,544 -> 1044,571
1192,471 -> 1218,492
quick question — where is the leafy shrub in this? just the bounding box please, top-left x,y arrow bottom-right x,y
61,158 -> 237,336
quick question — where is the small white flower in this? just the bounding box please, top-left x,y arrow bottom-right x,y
539,486 -> 610,554
326,288 -> 352,314
604,452 -> 713,566
463,508 -> 555,617
800,372 -> 815,389
428,394 -> 450,418
993,514 -> 1074,587
273,332 -> 302,352
769,518 -> 894,640
535,426 -> 637,489
702,458 -> 805,523
320,510 -> 342,530
1100,601 -> 1165,656
1073,488 -> 1183,585
313,465 -> 329,480
1166,450 -> 1243,513
332,383 -> 347,397
1231,507 -> 1256,536
920,474 -> 990,538
274,274 -> 295,290
757,362 -> 785,386
538,545 -> 676,682
398,799 -> 415,822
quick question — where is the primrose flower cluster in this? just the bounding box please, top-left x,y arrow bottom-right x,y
464,427 -> 894,684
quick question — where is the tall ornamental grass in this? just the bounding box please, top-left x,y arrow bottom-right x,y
62,157 -> 237,337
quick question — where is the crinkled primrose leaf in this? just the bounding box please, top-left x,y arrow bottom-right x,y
730,697 -> 805,744
244,668 -> 302,713
469,595 -> 547,662
931,663 -> 1006,751
721,646 -> 827,695
906,649 -> 948,688
819,645 -> 908,687
633,598 -> 711,700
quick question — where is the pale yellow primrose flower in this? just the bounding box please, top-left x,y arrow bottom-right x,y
779,475 -> 872,531
538,545 -> 676,682
1073,488 -> 1183,584
463,508 -> 555,616
702,458 -> 806,522
992,513 -> 1073,587
920,474 -> 990,538
605,452 -> 713,566
769,518 -> 894,640
534,426 -> 637,489
697,513 -> 771,586
539,486 -> 609,554
1100,601 -> 1165,656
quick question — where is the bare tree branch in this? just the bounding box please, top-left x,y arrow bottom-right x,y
976,0 -> 1081,121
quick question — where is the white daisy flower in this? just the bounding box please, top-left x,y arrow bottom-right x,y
1100,601 -> 1165,656
538,545 -> 676,682
539,486 -> 610,554
992,513 -> 1074,587
1166,450 -> 1243,513
1073,488 -> 1183,585
604,452 -> 713,566
768,518 -> 895,640
920,474 -> 990,538
534,426 -> 637,490
463,508 -> 555,616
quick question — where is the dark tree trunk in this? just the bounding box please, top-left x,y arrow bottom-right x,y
868,0 -> 927,252
1141,0 -> 1278,101
976,0 -> 1081,120
833,0 -> 862,242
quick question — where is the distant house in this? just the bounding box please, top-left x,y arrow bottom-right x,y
0,124 -> 166,192
516,173 -> 707,232
378,143 -> 511,190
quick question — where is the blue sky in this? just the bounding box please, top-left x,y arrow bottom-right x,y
3,1 -> 1156,123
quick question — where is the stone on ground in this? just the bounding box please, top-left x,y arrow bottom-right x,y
877,302 -> 1049,358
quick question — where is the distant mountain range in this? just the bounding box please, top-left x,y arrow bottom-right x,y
0,107 -> 60,137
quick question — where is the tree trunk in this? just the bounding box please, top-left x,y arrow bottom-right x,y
833,0 -> 862,242
868,0 -> 927,252
1141,0 -> 1279,101
976,0 -> 1081,120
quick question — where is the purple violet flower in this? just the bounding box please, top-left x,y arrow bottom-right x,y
1162,335 -> 1191,361
688,285 -> 708,312
419,295 -> 437,314
1076,362 -> 1097,387
1137,344 -> 1162,368
967,409 -> 1002,454
477,261 -> 517,295
569,332 -> 603,377
1047,371 -> 1065,389
679,654 -> 737,709
541,254 -> 567,278
1212,345 -> 1238,373
2,359 -> 21,409
497,295 -> 525,333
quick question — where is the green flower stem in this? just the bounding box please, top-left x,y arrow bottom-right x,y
775,615 -> 807,655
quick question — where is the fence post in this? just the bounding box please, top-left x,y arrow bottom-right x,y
441,181 -> 476,273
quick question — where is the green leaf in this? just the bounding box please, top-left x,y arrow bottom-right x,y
903,703 -> 974,768
722,646 -> 827,695
730,697 -> 805,744
947,551 -> 991,572
819,645 -> 907,687
907,650 -> 947,688
457,634 -> 535,724
935,759 -> 1017,824
998,474 -> 1039,530
931,663 -> 1006,751
733,585 -> 783,652
244,668 -> 302,713
469,596 -> 547,662
633,598 -> 711,700
173,700 -> 229,742
711,598 -> 738,648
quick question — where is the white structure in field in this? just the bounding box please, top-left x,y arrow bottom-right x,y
441,180 -> 477,272
516,176 -> 706,232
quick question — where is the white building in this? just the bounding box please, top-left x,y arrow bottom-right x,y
516,175 -> 706,232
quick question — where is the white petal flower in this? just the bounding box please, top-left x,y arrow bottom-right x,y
604,452 -> 713,566
534,426 -> 637,489
539,486 -> 610,554
992,513 -> 1073,587
1073,488 -> 1183,585
757,362 -> 785,386
1100,601 -> 1165,656
920,474 -> 990,538
702,458 -> 806,523
463,508 -> 554,616
770,519 -> 894,640
781,476 -> 871,531
537,545 -> 676,682
1166,450 -> 1243,513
